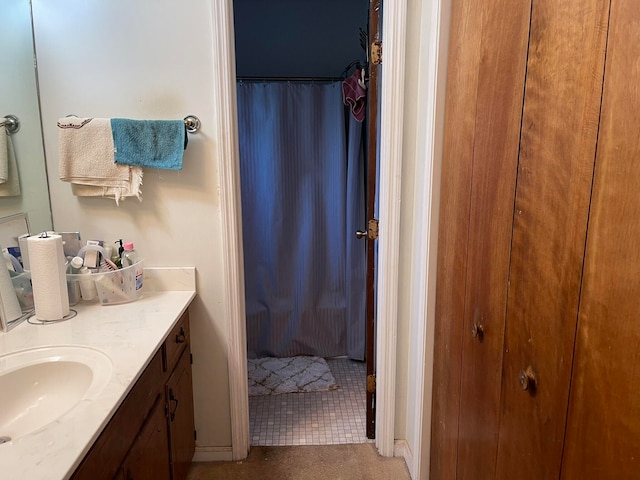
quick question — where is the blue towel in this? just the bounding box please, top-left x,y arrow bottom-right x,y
111,119 -> 186,170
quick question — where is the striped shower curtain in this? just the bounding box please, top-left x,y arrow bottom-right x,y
237,81 -> 366,360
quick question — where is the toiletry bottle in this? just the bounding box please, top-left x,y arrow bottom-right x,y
66,256 -> 83,305
121,242 -> 143,291
113,239 -> 124,268
121,242 -> 138,267
78,265 -> 98,301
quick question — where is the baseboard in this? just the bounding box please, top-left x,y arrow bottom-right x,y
394,439 -> 415,479
192,446 -> 234,462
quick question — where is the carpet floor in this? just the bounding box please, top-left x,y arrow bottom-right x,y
186,444 -> 411,480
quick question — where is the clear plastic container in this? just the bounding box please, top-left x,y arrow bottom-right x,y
66,260 -> 143,305
10,270 -> 34,311
66,256 -> 83,306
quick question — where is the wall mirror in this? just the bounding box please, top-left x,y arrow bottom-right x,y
0,0 -> 52,235
0,1 -> 52,332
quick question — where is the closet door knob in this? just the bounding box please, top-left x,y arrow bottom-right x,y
355,230 -> 367,239
471,322 -> 484,339
518,366 -> 537,392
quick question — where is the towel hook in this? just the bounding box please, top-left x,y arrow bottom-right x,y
184,115 -> 201,134
1,115 -> 20,135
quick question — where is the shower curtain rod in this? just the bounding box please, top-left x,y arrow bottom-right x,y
236,76 -> 344,82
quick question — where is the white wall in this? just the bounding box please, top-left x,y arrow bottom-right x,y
32,0 -> 233,452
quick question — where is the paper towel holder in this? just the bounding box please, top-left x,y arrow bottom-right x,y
27,309 -> 78,325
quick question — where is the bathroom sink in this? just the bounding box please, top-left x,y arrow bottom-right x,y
0,346 -> 112,443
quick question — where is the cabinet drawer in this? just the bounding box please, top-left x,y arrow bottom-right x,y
72,350 -> 164,480
164,310 -> 190,374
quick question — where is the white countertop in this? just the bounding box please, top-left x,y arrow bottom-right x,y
0,267 -> 196,480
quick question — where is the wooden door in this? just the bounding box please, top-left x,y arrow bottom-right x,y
432,1 -> 619,478
493,1 -> 610,478
431,0 -> 531,477
561,1 -> 640,477
364,0 -> 381,440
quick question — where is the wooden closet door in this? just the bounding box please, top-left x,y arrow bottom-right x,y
431,0 -> 531,478
494,0 -> 610,478
430,0 -> 487,476
561,1 -> 640,478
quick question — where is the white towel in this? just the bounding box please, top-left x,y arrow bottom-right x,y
58,117 -> 142,204
0,126 -> 21,197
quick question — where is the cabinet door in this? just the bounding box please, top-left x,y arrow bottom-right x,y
166,347 -> 195,480
72,352 -> 164,480
494,0 -> 609,478
562,1 -> 640,477
122,398 -> 170,480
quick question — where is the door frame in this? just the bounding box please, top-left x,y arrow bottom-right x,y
210,0 -> 409,460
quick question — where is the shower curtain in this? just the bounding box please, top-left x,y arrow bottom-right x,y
237,81 -> 366,360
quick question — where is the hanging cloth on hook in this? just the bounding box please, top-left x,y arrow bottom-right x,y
342,68 -> 367,122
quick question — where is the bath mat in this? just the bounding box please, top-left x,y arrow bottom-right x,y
248,356 -> 339,396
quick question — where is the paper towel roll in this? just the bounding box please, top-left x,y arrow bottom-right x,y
0,254 -> 23,327
27,233 -> 70,321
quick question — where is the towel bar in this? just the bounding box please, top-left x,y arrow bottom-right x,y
0,115 -> 20,135
62,115 -> 201,134
184,115 -> 200,133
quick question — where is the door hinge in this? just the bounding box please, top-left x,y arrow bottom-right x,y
368,218 -> 379,240
367,374 -> 376,393
371,40 -> 382,65
190,352 -> 193,365
194,429 -> 197,441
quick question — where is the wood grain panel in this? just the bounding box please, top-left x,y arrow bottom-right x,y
167,346 -> 196,480
454,1 -> 531,478
562,1 -> 640,477
430,0 -> 484,477
72,351 -> 164,480
494,1 -> 610,478
365,0 -> 380,440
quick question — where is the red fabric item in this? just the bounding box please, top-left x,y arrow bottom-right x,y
342,69 -> 367,122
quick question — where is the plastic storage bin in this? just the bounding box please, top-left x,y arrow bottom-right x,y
67,260 -> 143,305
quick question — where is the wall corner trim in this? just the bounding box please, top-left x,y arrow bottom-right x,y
375,0 -> 409,459
211,0 -> 250,461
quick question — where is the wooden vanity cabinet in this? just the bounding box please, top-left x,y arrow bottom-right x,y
164,311 -> 195,480
71,310 -> 195,480
166,342 -> 195,480
121,397 -> 171,480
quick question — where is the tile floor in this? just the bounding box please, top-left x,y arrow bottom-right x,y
249,357 -> 370,446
